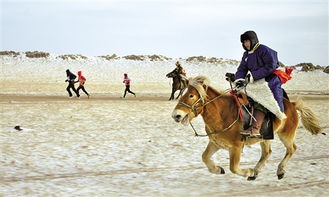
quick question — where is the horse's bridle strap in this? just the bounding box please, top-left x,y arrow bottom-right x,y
177,88 -> 238,137
178,97 -> 203,116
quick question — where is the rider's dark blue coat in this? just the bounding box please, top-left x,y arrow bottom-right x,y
235,44 -> 284,112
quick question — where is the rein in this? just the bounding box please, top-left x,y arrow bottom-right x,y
190,117 -> 239,137
204,89 -> 231,106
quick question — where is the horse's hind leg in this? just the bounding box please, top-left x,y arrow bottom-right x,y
169,93 -> 174,100
175,89 -> 184,100
250,141 -> 272,180
202,141 -> 225,174
277,128 -> 297,180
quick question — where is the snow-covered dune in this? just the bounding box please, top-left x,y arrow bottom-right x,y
1,53 -> 328,96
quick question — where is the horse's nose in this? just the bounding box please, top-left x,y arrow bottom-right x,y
172,110 -> 185,123
175,114 -> 182,122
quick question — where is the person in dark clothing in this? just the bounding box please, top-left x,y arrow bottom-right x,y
174,61 -> 188,87
76,71 -> 90,99
234,30 -> 284,137
65,69 -> 79,98
122,73 -> 136,98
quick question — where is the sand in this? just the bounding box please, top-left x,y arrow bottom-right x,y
1,91 -> 328,197
1,56 -> 328,196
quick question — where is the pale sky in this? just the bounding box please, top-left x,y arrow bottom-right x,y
1,0 -> 328,65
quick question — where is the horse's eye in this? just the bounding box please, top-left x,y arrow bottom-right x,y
189,94 -> 194,98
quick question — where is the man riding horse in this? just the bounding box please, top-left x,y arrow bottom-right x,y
174,61 -> 188,87
170,31 -> 321,180
232,30 -> 286,137
166,61 -> 188,100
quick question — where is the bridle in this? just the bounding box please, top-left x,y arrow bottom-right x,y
177,87 -> 240,137
177,88 -> 231,116
177,97 -> 203,116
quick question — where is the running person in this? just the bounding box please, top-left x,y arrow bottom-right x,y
122,73 -> 136,98
65,69 -> 79,98
76,71 -> 90,99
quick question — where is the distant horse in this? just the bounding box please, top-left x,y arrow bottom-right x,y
166,69 -> 187,100
171,76 -> 322,180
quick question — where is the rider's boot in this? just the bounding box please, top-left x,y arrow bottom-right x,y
240,109 -> 265,137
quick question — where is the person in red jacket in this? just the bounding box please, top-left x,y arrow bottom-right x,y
76,71 -> 90,99
122,73 -> 136,98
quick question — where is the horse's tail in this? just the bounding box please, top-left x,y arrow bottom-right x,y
294,98 -> 322,135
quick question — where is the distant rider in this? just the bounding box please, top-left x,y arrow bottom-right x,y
175,61 -> 187,87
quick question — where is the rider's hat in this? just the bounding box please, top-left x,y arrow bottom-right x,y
240,30 -> 259,51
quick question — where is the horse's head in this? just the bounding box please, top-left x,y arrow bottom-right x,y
166,69 -> 178,78
171,76 -> 210,125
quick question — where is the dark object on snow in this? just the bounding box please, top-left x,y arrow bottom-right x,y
321,132 -> 327,135
14,126 -> 23,131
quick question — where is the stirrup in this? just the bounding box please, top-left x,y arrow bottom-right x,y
240,128 -> 262,137
240,130 -> 251,136
249,133 -> 262,138
250,126 -> 262,137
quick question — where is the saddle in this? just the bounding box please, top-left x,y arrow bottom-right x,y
234,91 -> 289,140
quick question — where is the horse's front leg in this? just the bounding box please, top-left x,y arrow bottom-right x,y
202,141 -> 225,174
229,147 -> 255,179
250,141 -> 272,180
169,87 -> 175,100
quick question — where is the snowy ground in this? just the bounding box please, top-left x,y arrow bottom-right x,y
1,55 -> 329,196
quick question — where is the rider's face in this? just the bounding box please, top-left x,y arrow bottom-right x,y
243,40 -> 251,50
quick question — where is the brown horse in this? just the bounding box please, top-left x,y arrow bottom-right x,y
166,69 -> 187,100
171,76 -> 322,180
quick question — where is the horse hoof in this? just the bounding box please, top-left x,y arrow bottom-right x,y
209,167 -> 225,174
247,176 -> 257,181
277,173 -> 285,180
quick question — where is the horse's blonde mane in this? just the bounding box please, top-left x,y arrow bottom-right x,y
188,76 -> 225,103
188,76 -> 210,103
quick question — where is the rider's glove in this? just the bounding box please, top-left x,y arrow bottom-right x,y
234,79 -> 245,88
225,73 -> 235,82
